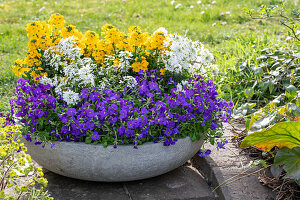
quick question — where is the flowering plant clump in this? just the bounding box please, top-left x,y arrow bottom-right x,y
0,117 -> 52,200
10,13 -> 232,150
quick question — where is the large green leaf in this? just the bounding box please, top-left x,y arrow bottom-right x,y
241,120 -> 300,151
274,147 -> 300,179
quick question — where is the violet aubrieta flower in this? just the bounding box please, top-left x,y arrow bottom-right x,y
66,108 -> 76,117
11,70 -> 232,150
24,134 -> 32,142
198,149 -> 211,157
217,140 -> 228,149
91,132 -> 100,141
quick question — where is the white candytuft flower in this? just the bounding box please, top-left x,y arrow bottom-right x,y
62,90 -> 80,105
42,36 -> 96,104
162,34 -> 214,74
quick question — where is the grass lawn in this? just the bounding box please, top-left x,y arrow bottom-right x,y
0,0 -> 298,113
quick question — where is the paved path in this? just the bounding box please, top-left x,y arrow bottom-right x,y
44,163 -> 215,200
195,123 -> 276,200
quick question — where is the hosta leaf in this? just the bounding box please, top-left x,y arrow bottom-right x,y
274,147 -> 300,179
240,120 -> 300,151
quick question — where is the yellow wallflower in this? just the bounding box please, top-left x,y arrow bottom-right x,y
101,24 -> 114,34
92,39 -> 106,64
80,31 -> 100,56
132,56 -> 149,72
145,32 -> 167,51
113,58 -> 120,67
104,28 -> 125,47
48,13 -> 65,29
128,26 -> 141,33
160,68 -> 166,75
11,59 -> 29,77
62,25 -> 83,39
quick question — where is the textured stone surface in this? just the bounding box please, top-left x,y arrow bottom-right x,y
44,164 -> 215,200
24,137 -> 203,182
192,123 -> 276,200
44,172 -> 128,200
126,164 -> 215,200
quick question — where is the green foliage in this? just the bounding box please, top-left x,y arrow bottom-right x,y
231,2 -> 300,131
241,119 -> 300,183
241,119 -> 300,151
274,147 -> 300,180
0,118 -> 52,200
239,2 -> 300,187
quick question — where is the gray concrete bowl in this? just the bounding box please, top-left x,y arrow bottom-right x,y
24,137 -> 203,182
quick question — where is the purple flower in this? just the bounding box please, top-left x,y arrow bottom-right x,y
217,140 -> 228,149
59,114 -> 69,123
164,128 -> 173,137
34,141 -> 43,145
108,104 -> 118,115
80,88 -> 89,99
198,149 -> 211,157
99,109 -> 108,120
119,110 -> 128,121
108,116 -> 117,124
140,108 -> 148,115
24,134 -> 32,142
34,109 -> 44,118
118,126 -> 126,136
51,143 -> 56,148
149,81 -> 159,90
91,132 -> 100,141
86,109 -> 96,117
66,108 -> 76,117
86,121 -> 95,130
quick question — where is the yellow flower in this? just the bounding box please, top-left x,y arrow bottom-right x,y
48,13 -> 65,29
62,25 -> 83,39
101,24 -> 114,33
145,32 -> 167,51
104,28 -> 125,47
80,30 -> 100,56
11,59 -> 29,77
132,56 -> 149,72
128,26 -> 141,33
160,68 -> 166,75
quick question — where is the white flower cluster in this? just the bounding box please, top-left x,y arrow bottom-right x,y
97,51 -> 133,90
41,37 -> 96,105
119,76 -> 137,88
162,34 -> 214,74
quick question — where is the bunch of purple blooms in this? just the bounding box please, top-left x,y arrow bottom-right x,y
11,70 -> 232,149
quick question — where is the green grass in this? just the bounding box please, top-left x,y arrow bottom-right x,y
0,0 -> 298,113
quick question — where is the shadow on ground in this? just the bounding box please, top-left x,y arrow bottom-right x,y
44,163 -> 215,200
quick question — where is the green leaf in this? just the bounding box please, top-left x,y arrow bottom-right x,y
285,85 -> 297,99
286,103 -> 300,117
103,141 -> 108,148
241,120 -> 300,151
274,147 -> 300,179
244,88 -> 254,98
261,80 -> 270,92
270,164 -> 283,178
250,112 -> 277,132
85,137 -> 92,144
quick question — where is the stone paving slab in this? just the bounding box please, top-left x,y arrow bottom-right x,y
44,172 -> 128,200
192,123 -> 276,200
125,164 -> 215,200
44,164 -> 215,200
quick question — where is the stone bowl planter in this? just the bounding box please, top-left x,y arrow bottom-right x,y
24,137 -> 203,182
